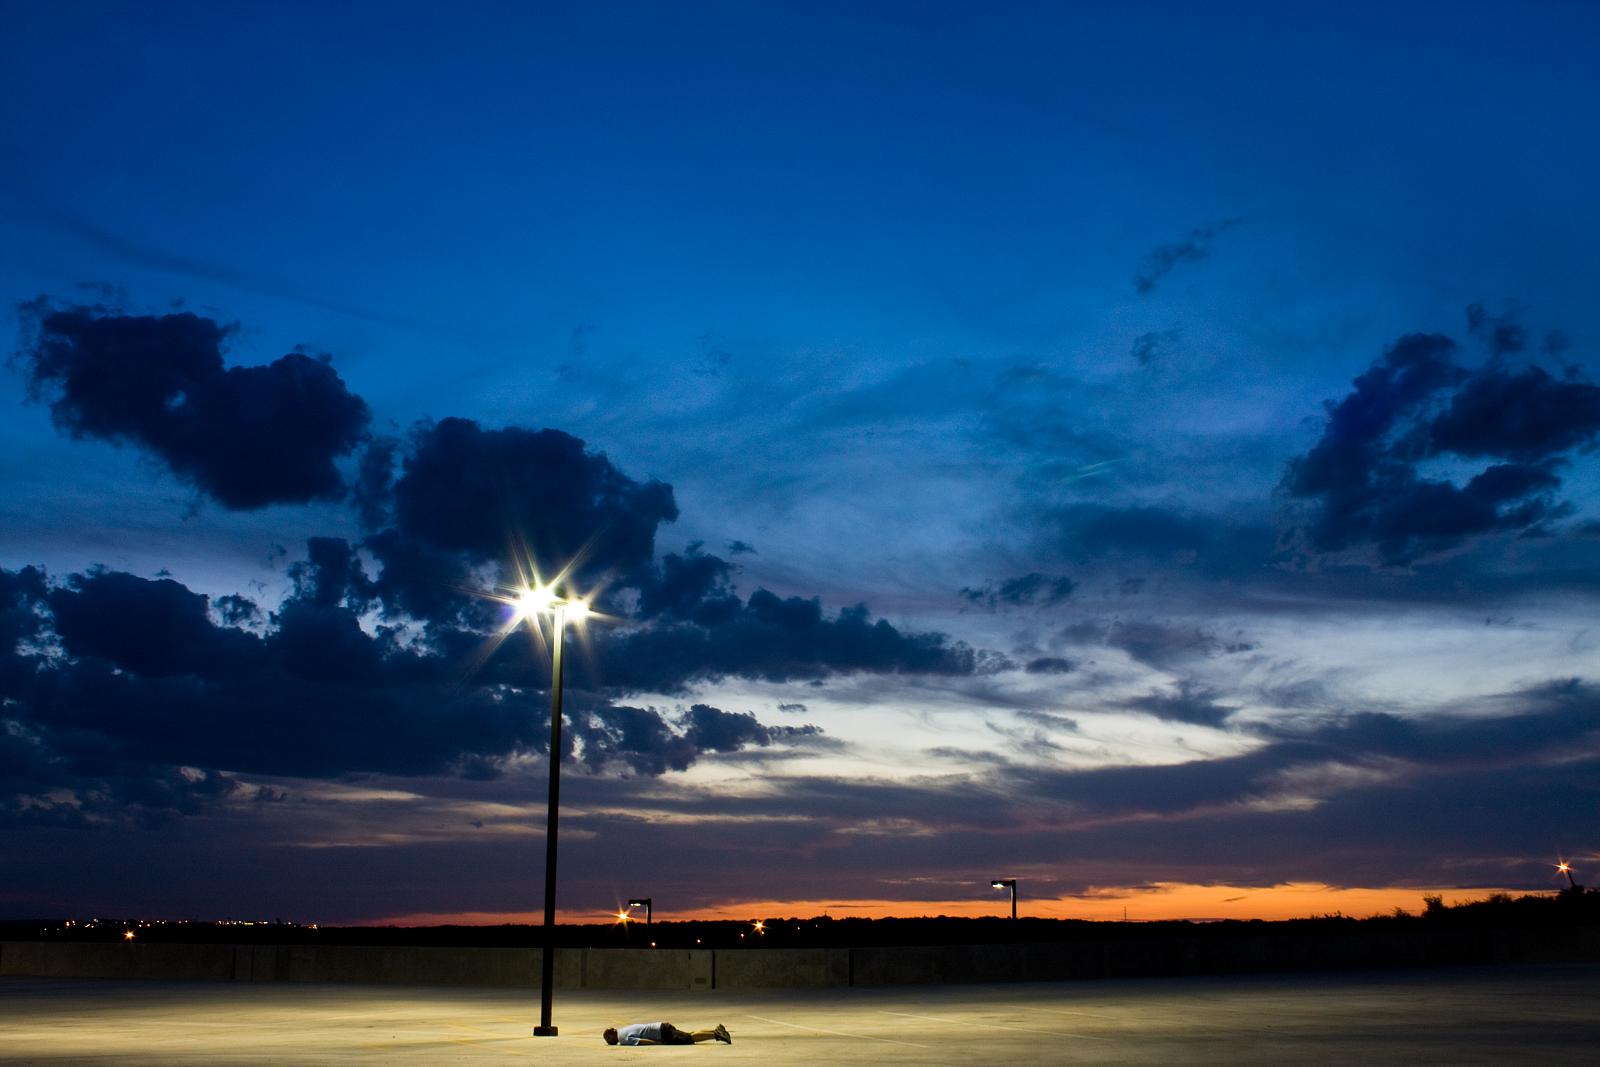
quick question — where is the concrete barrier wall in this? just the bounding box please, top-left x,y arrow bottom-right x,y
0,941 -> 237,982
4,928 -> 1597,989
582,949 -> 707,990
716,948 -> 849,988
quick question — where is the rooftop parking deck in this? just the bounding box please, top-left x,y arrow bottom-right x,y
5,963 -> 1599,1065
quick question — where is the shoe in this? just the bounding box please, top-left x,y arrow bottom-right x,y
714,1024 -> 731,1044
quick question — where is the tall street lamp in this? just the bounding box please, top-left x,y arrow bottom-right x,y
511,583 -> 589,1039
991,878 -> 1017,920
628,897 -> 653,924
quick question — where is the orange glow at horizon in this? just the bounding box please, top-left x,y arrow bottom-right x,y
366,881 -> 1533,928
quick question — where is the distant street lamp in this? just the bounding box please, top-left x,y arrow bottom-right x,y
628,898 -> 653,924
1557,862 -> 1579,890
991,878 -> 1017,920
509,583 -> 590,1039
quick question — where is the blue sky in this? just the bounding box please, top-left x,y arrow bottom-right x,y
2,1 -> 1598,923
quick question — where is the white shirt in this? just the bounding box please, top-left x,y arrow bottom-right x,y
616,1022 -> 664,1045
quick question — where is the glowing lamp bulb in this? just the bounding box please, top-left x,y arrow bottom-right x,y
1558,862 -> 1571,873
514,585 -> 556,621
564,598 -> 590,621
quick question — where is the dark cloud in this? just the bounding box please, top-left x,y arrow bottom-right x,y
682,702 -> 817,752
1043,504 -> 1276,580
214,594 -> 260,627
1134,218 -> 1243,294
1056,618 -> 1253,670
960,572 -> 1076,610
635,548 -> 740,625
599,590 -> 982,691
1272,678 -> 1600,765
1282,328 -> 1600,564
570,704 -> 697,776
1464,300 -> 1527,358
523,701 -> 824,778
1130,328 -> 1181,366
1105,621 -> 1254,670
360,528 -> 484,630
0,714 -> 241,829
726,540 -> 757,555
0,555 -> 853,826
1424,363 -> 1600,463
48,571 -> 259,678
353,433 -> 401,529
1125,683 -> 1237,727
388,416 -> 677,590
18,302 -> 370,509
287,537 -> 371,611
1024,656 -> 1076,675
0,565 -> 47,653
13,573 -> 531,782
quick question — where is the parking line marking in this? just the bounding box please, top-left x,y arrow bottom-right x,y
880,1010 -> 1113,1040
747,1013 -> 933,1048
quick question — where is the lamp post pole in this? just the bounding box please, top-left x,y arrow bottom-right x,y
533,605 -> 567,1038
991,878 -> 1017,920
628,898 -> 652,924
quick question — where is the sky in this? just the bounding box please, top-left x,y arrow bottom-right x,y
2,0 -> 1598,925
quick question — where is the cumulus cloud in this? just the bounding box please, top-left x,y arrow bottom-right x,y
1134,218 -> 1243,294
0,561 -> 834,824
332,416 -> 684,631
17,302 -> 370,509
1282,327 -> 1600,564
635,547 -> 740,624
389,417 -> 677,585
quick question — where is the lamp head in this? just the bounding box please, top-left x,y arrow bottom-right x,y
513,584 -> 558,622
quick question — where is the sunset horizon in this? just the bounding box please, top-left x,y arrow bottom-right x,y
370,881 -> 1555,930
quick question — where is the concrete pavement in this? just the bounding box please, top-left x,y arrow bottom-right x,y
4,963 -> 1598,1064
